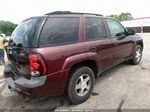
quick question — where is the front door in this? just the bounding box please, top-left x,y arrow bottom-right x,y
106,18 -> 133,64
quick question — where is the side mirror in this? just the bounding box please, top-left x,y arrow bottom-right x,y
116,32 -> 125,37
126,29 -> 135,35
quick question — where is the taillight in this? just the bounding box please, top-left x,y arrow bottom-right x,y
29,54 -> 47,76
30,63 -> 40,71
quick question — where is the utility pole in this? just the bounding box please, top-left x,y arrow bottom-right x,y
141,20 -> 143,33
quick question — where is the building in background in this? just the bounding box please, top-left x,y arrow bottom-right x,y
121,17 -> 150,33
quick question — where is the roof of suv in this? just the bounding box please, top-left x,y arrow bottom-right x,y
23,11 -> 104,22
45,11 -> 103,16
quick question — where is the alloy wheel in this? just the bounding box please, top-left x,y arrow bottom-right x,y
135,48 -> 142,62
75,74 -> 91,97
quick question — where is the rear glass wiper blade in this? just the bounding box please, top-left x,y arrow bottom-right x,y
7,46 -> 24,50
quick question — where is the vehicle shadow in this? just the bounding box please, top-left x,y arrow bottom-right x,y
97,61 -> 130,79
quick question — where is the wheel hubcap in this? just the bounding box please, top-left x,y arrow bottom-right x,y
135,48 -> 142,62
75,74 -> 91,97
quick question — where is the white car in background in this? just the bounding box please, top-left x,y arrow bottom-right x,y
0,34 -> 10,47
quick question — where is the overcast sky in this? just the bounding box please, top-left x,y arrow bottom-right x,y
0,0 -> 150,24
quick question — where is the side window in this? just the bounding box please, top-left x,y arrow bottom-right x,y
39,17 -> 79,47
86,17 -> 107,40
106,18 -> 125,37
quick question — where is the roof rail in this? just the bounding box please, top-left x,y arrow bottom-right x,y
45,11 -> 103,16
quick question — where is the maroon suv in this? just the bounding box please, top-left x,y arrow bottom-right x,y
4,11 -> 143,104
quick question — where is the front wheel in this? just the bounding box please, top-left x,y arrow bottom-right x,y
67,66 -> 95,104
129,45 -> 142,65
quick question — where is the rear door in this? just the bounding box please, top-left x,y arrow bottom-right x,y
6,17 -> 45,78
83,17 -> 115,72
106,18 -> 133,64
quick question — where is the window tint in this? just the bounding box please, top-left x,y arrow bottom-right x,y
86,17 -> 107,40
40,17 -> 79,46
10,18 -> 39,48
106,19 -> 125,37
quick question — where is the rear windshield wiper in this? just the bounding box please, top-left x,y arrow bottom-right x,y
6,46 -> 24,50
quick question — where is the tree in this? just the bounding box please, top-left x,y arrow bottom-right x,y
119,13 -> 133,21
107,12 -> 134,21
108,14 -> 119,20
0,21 -> 17,36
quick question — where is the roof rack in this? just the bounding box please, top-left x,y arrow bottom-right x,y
45,11 -> 103,16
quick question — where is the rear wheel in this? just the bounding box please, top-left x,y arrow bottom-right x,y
67,66 -> 95,104
129,45 -> 142,65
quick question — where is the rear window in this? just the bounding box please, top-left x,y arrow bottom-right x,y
9,18 -> 39,48
39,17 -> 79,47
86,17 -> 107,41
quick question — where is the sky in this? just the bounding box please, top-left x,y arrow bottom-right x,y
0,0 -> 150,24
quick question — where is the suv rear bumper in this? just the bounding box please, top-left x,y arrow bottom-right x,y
4,64 -> 69,98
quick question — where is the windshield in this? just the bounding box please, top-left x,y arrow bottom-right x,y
9,18 -> 39,48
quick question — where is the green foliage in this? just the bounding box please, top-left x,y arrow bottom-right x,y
0,30 -> 2,34
0,20 -> 17,36
108,14 -> 120,20
119,13 -> 133,21
107,12 -> 134,21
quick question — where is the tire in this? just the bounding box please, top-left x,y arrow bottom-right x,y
67,66 -> 95,104
129,45 -> 142,65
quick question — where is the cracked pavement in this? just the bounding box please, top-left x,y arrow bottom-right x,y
0,33 -> 150,111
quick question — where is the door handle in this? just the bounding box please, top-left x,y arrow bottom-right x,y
89,46 -> 96,51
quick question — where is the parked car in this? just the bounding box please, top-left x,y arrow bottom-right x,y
4,11 -> 143,104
